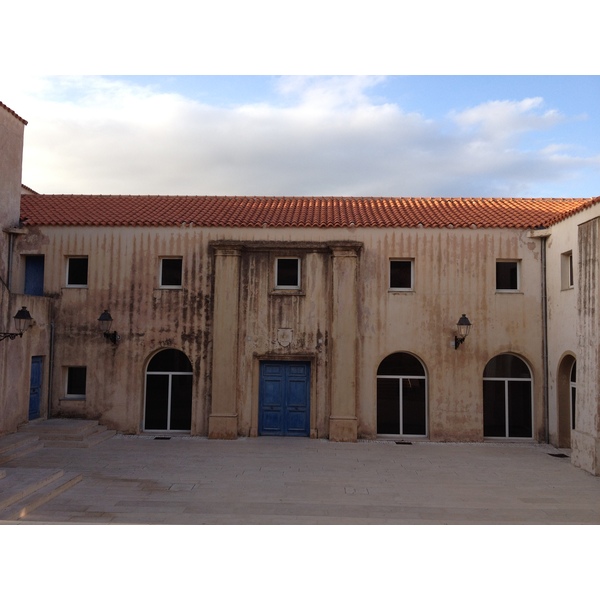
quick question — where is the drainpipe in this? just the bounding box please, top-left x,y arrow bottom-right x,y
541,236 -> 549,444
3,227 -> 28,293
7,230 -> 14,290
47,315 -> 55,420
1,230 -> 13,291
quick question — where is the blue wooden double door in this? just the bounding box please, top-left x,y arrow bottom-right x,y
259,362 -> 310,436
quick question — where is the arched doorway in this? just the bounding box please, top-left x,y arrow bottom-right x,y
483,354 -> 532,438
557,355 -> 576,448
377,352 -> 427,436
144,349 -> 193,432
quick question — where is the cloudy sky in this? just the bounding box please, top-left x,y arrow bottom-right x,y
3,74 -> 598,199
2,2 -> 598,202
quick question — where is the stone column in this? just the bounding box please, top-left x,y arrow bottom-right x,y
572,218 -> 600,474
208,244 -> 242,439
328,243 -> 362,441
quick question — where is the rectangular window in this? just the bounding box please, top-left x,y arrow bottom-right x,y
160,257 -> 183,288
496,260 -> 519,291
561,251 -> 574,290
275,258 -> 300,289
24,255 -> 45,296
66,256 -> 88,287
389,259 -> 414,290
66,366 -> 87,397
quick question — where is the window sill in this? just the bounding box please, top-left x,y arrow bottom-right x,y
270,289 -> 305,297
388,289 -> 415,294
59,396 -> 86,401
495,290 -> 523,294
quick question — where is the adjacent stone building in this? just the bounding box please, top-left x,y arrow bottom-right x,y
2,100 -> 600,475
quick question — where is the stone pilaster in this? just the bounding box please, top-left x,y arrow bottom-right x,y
208,245 -> 241,439
572,218 -> 600,474
328,243 -> 361,441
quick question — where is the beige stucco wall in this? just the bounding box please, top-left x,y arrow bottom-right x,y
358,226 -> 544,441
14,225 -> 212,433
12,223 -> 546,441
571,217 -> 600,474
0,291 -> 52,434
542,203 -> 600,459
0,105 -> 44,435
0,106 -> 25,279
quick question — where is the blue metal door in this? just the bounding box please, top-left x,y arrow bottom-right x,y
259,362 -> 310,436
29,356 -> 43,420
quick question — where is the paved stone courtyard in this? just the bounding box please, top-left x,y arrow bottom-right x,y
2,432 -> 600,524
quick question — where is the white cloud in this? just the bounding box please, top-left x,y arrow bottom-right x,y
2,75 -> 598,197
450,97 -> 563,142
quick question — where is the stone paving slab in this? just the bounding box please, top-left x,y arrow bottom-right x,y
1,434 -> 599,524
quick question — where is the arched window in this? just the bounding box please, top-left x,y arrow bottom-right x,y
144,349 -> 193,431
377,353 -> 427,436
483,354 -> 532,438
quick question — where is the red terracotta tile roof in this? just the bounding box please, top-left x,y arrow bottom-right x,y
19,195 -> 600,229
0,101 -> 28,125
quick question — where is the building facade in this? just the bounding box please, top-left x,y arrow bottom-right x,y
2,100 -> 600,475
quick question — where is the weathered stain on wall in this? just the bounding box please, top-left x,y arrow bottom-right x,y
572,217 -> 600,474
11,223 -> 548,442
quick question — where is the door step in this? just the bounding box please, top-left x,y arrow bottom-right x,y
0,467 -> 82,521
0,433 -> 43,465
18,419 -> 116,448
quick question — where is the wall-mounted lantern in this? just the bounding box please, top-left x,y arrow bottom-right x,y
454,314 -> 472,349
0,306 -> 33,341
97,309 -> 120,344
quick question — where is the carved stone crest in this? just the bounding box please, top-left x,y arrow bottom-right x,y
277,328 -> 293,347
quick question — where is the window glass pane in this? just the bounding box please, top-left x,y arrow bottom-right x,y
145,374 -> 169,429
507,380 -> 532,437
378,353 -> 425,377
569,253 -> 574,287
67,257 -> 88,285
377,378 -> 400,434
402,378 -> 426,435
483,380 -> 506,436
161,258 -> 182,287
496,261 -> 518,290
570,362 -> 576,383
276,258 -> 299,287
483,354 -> 530,379
390,260 -> 412,289
148,349 -> 193,372
67,367 -> 86,396
170,375 -> 193,430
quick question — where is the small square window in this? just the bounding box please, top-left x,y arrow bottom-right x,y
67,257 -> 88,287
390,259 -> 413,290
561,251 -> 574,290
160,258 -> 183,288
66,366 -> 87,397
276,258 -> 300,289
496,260 -> 519,291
